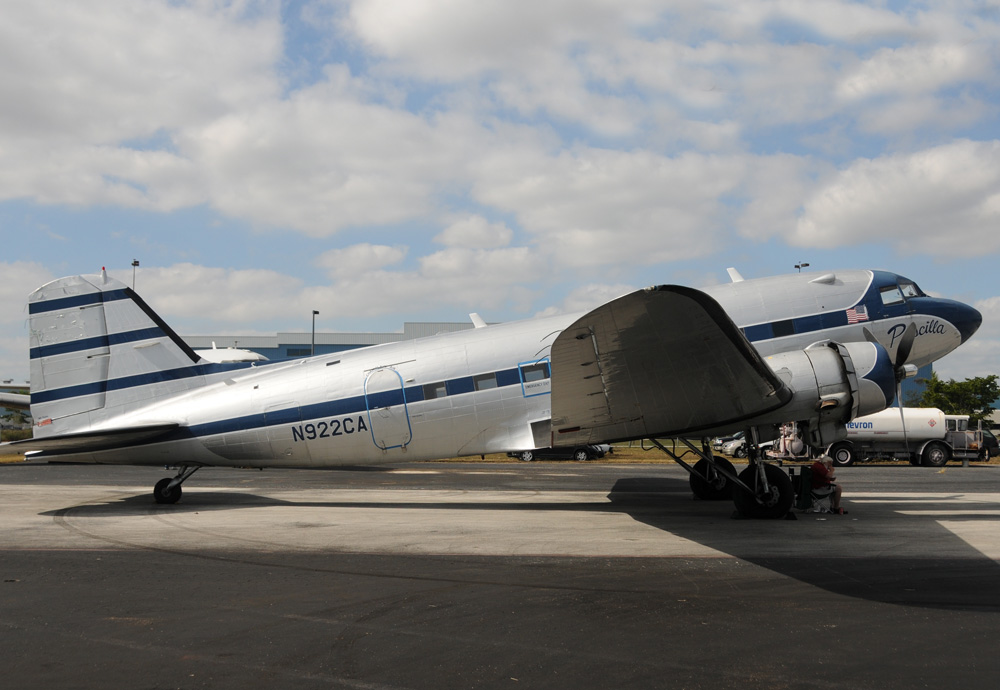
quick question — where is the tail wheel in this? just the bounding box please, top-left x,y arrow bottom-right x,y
829,442 -> 855,467
732,464 -> 794,519
153,478 -> 181,504
689,457 -> 735,500
921,441 -> 950,468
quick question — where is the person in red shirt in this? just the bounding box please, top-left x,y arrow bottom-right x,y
811,456 -> 846,514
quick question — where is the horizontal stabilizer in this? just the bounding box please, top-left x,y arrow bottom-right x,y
0,392 -> 30,410
6,423 -> 180,453
550,285 -> 791,445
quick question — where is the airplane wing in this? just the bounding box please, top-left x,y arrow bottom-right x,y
550,285 -> 792,446
5,423 -> 180,453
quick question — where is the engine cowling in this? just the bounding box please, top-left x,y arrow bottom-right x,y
762,340 -> 896,448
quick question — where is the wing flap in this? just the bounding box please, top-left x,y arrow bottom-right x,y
550,285 -> 790,445
5,423 -> 180,453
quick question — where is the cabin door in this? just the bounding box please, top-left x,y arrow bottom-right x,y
364,367 -> 413,450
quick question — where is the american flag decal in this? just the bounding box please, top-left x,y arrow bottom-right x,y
846,305 -> 868,323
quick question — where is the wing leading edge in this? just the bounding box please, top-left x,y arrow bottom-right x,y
550,285 -> 792,446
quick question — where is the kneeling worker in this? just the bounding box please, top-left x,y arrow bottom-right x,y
811,455 -> 846,515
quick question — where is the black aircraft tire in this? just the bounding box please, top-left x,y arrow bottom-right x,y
922,441 -> 950,468
689,457 -> 736,501
153,477 -> 182,505
732,464 -> 794,519
829,442 -> 855,467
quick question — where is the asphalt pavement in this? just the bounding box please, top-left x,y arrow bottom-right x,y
2,460 -> 999,689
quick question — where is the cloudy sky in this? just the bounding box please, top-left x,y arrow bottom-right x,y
2,0 -> 999,384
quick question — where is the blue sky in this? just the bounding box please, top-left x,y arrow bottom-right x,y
2,0 -> 999,383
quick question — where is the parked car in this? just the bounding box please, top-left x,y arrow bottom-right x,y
721,437 -> 747,458
508,445 -> 610,462
712,431 -> 744,452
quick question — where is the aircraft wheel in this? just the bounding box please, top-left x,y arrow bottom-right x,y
922,442 -> 950,468
689,457 -> 735,500
574,449 -> 590,462
153,477 -> 182,504
829,442 -> 855,467
732,464 -> 794,519
520,450 -> 534,462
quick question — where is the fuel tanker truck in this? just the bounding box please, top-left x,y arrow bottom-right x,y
828,407 -> 986,467
768,408 -> 985,467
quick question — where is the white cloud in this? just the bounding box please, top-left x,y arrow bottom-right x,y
434,216 -> 512,249
934,296 -> 1000,380
178,71 -> 477,235
111,263 -> 307,327
533,282 -> 636,319
792,140 -> 1000,256
316,243 -> 408,279
0,1 -> 281,208
838,44 -> 986,101
472,147 -> 747,268
0,262 -> 56,383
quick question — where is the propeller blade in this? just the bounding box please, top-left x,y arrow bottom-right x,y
897,386 -> 909,458
863,326 -> 882,346
894,322 -> 917,369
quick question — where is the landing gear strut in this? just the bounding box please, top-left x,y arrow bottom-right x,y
153,466 -> 200,504
649,433 -> 794,519
648,438 -> 738,501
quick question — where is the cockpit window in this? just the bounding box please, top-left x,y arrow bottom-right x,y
880,285 -> 904,306
899,280 -> 922,298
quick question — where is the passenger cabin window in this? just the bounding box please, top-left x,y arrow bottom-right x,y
879,286 -> 904,306
520,362 -> 550,382
473,373 -> 498,391
423,382 -> 447,400
771,320 -> 795,338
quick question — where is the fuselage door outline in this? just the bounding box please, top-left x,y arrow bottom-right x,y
364,366 -> 413,451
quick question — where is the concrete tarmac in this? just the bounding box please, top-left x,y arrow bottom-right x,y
2,460 -> 999,689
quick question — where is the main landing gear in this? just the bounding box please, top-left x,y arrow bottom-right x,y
649,435 -> 794,519
153,466 -> 201,504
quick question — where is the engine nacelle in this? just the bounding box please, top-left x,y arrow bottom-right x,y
762,341 -> 896,448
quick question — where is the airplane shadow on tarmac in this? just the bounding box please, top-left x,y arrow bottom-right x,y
40,474 -> 1000,613
607,476 -> 1000,613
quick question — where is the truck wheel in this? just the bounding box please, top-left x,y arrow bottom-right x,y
922,442 -> 950,468
829,442 -> 855,467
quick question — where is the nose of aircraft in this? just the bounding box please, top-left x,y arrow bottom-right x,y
950,300 -> 983,343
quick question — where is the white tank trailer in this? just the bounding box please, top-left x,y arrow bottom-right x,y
769,408 -> 985,467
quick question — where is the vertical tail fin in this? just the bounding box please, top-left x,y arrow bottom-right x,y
29,271 -> 206,436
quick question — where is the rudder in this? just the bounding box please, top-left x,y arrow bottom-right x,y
29,270 -> 206,436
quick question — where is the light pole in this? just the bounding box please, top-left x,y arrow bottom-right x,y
311,310 -> 319,356
131,259 -> 140,289
795,262 -> 809,272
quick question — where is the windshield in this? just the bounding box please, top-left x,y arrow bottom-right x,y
898,277 -> 924,298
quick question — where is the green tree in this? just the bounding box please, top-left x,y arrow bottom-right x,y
907,373 -> 999,425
